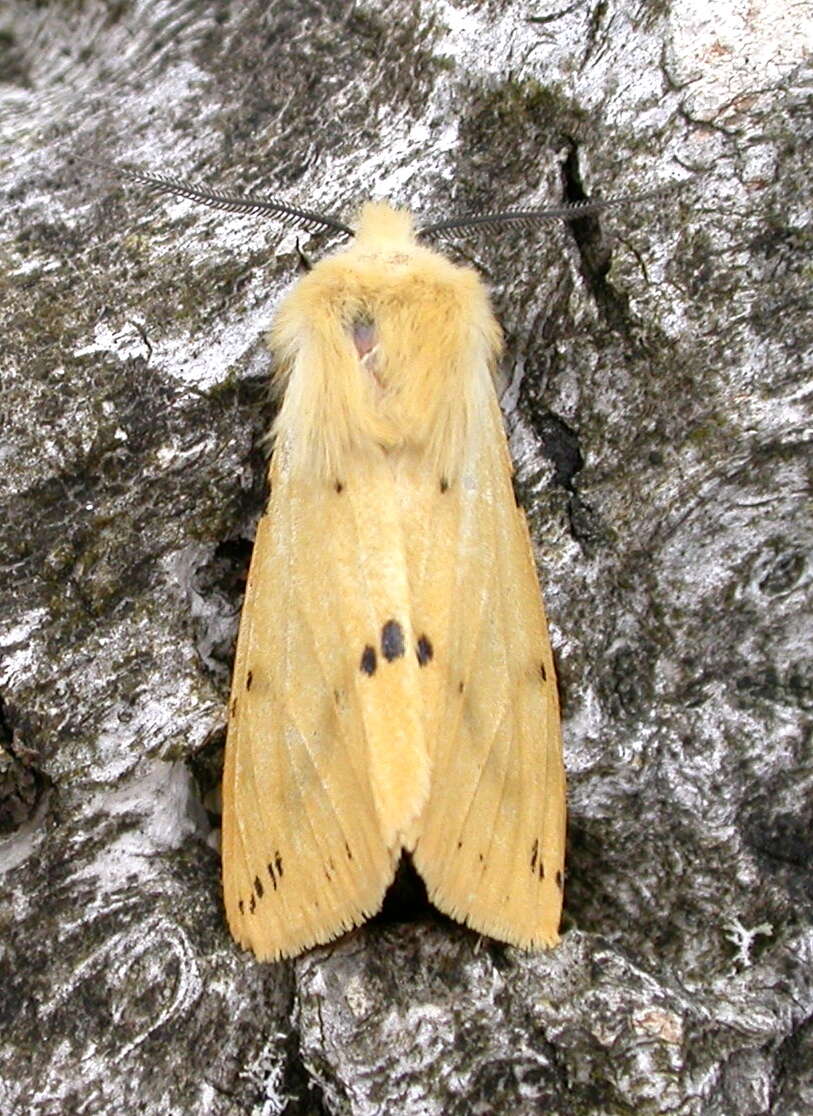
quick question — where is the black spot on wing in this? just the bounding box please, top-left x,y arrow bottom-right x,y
267,861 -> 278,890
539,661 -> 547,682
249,893 -> 256,914
360,645 -> 377,675
556,870 -> 563,891
381,619 -> 405,661
246,670 -> 253,691
335,480 -> 344,493
254,874 -> 264,899
531,839 -> 546,880
275,851 -> 283,878
416,634 -> 433,666
230,698 -> 238,718
439,477 -> 449,494
238,899 -> 244,915
345,841 -> 353,861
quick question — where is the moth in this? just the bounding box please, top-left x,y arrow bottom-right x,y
98,163 -> 667,959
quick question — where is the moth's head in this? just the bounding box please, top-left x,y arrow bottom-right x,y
269,197 -> 493,391
283,197 -> 472,358
351,202 -> 416,251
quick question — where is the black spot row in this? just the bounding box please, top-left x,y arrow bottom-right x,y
530,843 -> 564,890
360,622 -> 436,675
237,849 -> 284,916
268,850 -> 283,890
360,619 -> 405,675
530,839 -> 561,884
228,667 -> 257,708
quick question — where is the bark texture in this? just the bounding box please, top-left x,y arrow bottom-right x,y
1,1 -> 810,1113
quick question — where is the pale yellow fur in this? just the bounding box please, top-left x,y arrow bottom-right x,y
221,203 -> 566,960
271,204 -> 500,482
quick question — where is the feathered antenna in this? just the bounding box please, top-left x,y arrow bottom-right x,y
417,187 -> 680,240
75,157 -> 679,244
75,157 -> 354,239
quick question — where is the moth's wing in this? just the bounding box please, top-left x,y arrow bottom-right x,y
406,376 -> 566,948
222,447 -> 428,961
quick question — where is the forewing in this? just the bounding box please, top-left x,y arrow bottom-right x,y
222,445 -> 428,961
409,380 -> 566,948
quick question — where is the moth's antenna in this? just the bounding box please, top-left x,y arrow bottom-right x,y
417,187 -> 680,240
74,157 -> 354,239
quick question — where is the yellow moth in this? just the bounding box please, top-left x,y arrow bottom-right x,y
222,201 -> 565,961
98,163 -> 666,960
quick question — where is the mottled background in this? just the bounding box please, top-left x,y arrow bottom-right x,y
1,1 -> 811,1113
